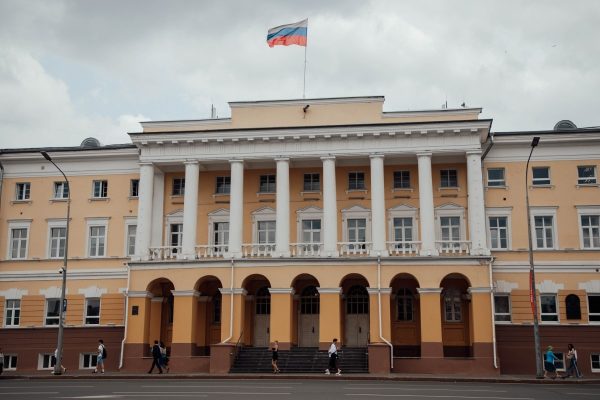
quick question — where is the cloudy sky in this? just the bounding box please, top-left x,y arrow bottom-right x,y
1,0 -> 599,148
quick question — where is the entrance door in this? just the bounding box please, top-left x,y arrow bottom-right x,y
344,285 -> 369,347
298,285 -> 320,347
253,287 -> 271,347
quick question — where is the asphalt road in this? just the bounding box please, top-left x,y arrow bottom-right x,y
0,379 -> 599,400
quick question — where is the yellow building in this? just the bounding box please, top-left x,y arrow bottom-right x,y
0,97 -> 598,375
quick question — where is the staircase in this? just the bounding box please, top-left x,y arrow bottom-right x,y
230,346 -> 368,374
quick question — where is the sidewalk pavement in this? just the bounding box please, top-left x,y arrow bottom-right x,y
1,371 -> 599,384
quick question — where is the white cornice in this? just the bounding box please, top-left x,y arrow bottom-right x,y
383,108 -> 482,118
140,118 -> 232,129
493,260 -> 600,273
317,287 -> 342,294
0,268 -> 127,282
366,288 -> 392,295
229,96 -> 385,108
268,288 -> 295,294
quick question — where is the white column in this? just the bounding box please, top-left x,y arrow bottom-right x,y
466,150 -> 490,256
181,160 -> 200,259
275,157 -> 291,257
134,162 -> 154,261
417,152 -> 438,256
321,156 -> 339,257
369,154 -> 388,256
228,159 -> 244,258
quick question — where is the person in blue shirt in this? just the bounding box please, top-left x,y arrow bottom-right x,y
544,345 -> 560,379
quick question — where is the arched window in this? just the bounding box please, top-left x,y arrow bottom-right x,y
255,286 -> 271,315
396,288 -> 414,321
346,285 -> 369,314
444,288 -> 462,322
565,294 -> 581,320
300,286 -> 319,314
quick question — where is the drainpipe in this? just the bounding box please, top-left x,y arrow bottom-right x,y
119,263 -> 131,370
488,257 -> 498,369
0,159 -> 5,213
377,254 -> 394,369
221,257 -> 235,343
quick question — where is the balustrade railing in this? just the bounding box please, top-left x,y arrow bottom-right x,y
149,246 -> 181,260
290,243 -> 323,257
242,243 -> 276,257
338,241 -> 372,256
386,241 -> 421,256
435,240 -> 471,255
195,244 -> 228,259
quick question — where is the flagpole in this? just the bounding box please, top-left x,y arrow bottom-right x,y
303,33 -> 307,99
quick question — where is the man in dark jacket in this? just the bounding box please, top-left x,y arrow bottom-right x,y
148,340 -> 163,374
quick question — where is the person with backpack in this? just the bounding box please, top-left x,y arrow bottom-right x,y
325,338 -> 341,376
148,340 -> 163,374
93,339 -> 106,374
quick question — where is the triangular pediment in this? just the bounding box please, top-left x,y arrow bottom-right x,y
208,208 -> 230,217
387,204 -> 417,212
251,206 -> 276,215
435,202 -> 464,211
166,209 -> 184,217
342,205 -> 371,213
296,206 -> 323,214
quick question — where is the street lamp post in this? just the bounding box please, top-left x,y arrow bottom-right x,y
524,136 -> 543,378
41,151 -> 70,375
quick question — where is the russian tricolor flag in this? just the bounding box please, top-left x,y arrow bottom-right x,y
267,19 -> 308,48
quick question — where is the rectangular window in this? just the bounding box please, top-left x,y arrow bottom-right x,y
53,181 -> 69,199
532,167 -> 550,185
303,173 -> 320,192
126,225 -> 137,256
130,179 -> 139,197
393,171 -> 411,189
82,353 -> 98,369
257,221 -> 276,244
45,299 -> 61,325
15,182 -> 31,200
589,295 -> 600,322
347,218 -> 367,246
5,299 -> 21,326
440,169 -> 458,188
40,353 -> 56,369
534,216 -> 554,249
88,226 -> 106,257
10,228 -> 28,259
85,298 -> 100,325
50,227 -> 67,258
213,222 -> 229,250
578,166 -> 597,185
92,180 -> 108,198
581,215 -> 600,249
215,176 -> 231,194
172,178 -> 185,195
540,294 -> 558,322
591,354 -> 600,372
259,175 -> 276,193
170,223 -> 183,252
440,216 -> 461,249
302,219 -> 321,244
487,168 -> 506,187
348,172 -> 365,190
3,354 -> 18,370
489,216 -> 509,249
494,295 -> 511,322
393,217 -> 413,247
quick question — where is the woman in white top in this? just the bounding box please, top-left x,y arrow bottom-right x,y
564,343 -> 583,379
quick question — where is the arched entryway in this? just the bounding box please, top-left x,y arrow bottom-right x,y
340,274 -> 370,347
390,273 -> 421,357
242,275 -> 271,347
195,276 -> 223,355
440,274 -> 471,357
146,278 -> 175,348
292,274 -> 320,347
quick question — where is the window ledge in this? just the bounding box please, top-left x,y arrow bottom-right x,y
11,200 -> 32,205
89,197 -> 110,202
438,187 -> 460,191
346,189 -> 367,194
392,188 -> 413,192
576,183 -> 599,188
212,193 -> 231,198
485,185 -> 508,190
170,195 -> 184,199
256,191 -> 276,196
50,198 -> 68,203
530,184 -> 554,189
494,321 -> 512,325
540,321 -> 560,325
301,191 -> 321,196
128,196 -> 139,200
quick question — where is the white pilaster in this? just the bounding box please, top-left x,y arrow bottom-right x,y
417,152 -> 438,256
369,154 -> 388,256
466,150 -> 490,256
321,156 -> 339,257
134,162 -> 154,261
228,160 -> 244,258
275,157 -> 291,257
181,160 -> 199,259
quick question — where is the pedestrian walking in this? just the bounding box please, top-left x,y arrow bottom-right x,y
0,347 -> 4,375
543,345 -> 559,379
159,341 -> 169,373
93,339 -> 106,374
53,348 -> 66,374
563,343 -> 583,379
271,340 -> 280,373
148,340 -> 163,374
325,338 -> 341,376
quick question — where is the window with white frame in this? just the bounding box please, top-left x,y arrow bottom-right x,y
213,222 -> 229,250
302,219 -> 321,244
440,169 -> 458,188
580,214 -> 600,249
172,178 -> 185,195
9,226 -> 29,259
259,175 -> 276,193
393,218 -> 414,248
540,294 -> 558,322
494,294 -> 511,322
92,180 -> 108,198
578,165 -> 597,185
348,172 -> 366,190
489,216 -> 509,250
130,179 -> 139,197
252,208 -> 276,246
347,219 -> 367,249
393,171 -> 411,189
49,225 -> 67,259
85,298 -> 100,325
342,206 -> 371,249
444,288 -> 462,322
81,353 -> 98,369
440,216 -> 461,249
39,353 -> 56,369
126,224 -> 137,256
88,225 -> 106,257
169,223 -> 183,252
589,294 -> 600,322
257,221 -> 276,244
3,354 -> 18,370
5,299 -> 21,326
45,298 -> 61,325
303,173 -> 320,192
487,168 -> 506,187
550,352 -> 566,372
532,167 -> 550,185
591,354 -> 600,372
15,182 -> 31,200
296,207 -> 323,251
53,181 -> 69,199
215,176 -> 231,194
534,215 -> 555,249
387,205 -> 418,251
